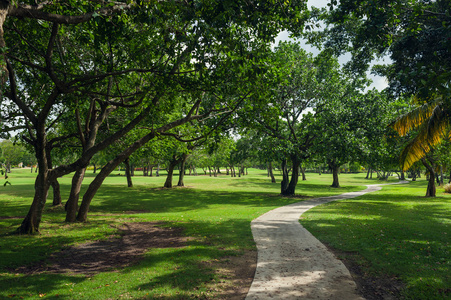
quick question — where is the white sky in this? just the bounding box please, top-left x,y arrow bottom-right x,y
274,0 -> 389,91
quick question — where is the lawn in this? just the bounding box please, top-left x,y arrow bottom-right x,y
301,179 -> 451,300
0,168 -> 448,299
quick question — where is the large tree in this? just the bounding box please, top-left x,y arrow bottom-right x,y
1,1 -> 309,233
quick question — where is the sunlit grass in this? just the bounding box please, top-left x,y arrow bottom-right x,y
301,180 -> 451,300
2,168 -> 446,299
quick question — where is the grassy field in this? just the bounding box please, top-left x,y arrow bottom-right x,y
301,179 -> 451,299
0,168 -> 449,299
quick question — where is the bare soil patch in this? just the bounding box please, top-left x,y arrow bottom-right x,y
203,250 -> 257,300
12,221 -> 257,299
14,222 -> 190,275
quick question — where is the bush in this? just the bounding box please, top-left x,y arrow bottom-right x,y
443,183 -> 451,193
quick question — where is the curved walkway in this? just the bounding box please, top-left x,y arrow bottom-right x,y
246,181 -> 408,300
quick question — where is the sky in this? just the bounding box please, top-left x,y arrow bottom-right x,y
274,0 -> 390,91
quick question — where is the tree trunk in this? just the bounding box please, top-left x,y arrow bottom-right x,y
17,130 -> 50,234
93,163 -> 97,173
124,158 -> 133,188
365,167 -> 371,179
268,162 -> 276,183
177,154 -> 188,187
0,2 -> 8,90
164,157 -> 179,188
422,158 -> 436,197
51,179 -> 62,206
156,163 -> 160,177
400,170 -> 405,181
282,157 -> 301,196
17,172 -> 51,234
301,166 -> 306,181
65,167 -> 86,222
77,132 -> 157,222
329,160 -> 340,188
280,159 -> 290,195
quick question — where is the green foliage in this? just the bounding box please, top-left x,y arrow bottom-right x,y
310,0 -> 451,98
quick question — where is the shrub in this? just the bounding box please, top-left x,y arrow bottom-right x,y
443,183 -> 451,193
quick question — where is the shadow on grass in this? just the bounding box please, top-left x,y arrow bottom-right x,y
0,218 -> 254,299
0,273 -> 86,300
301,184 -> 451,299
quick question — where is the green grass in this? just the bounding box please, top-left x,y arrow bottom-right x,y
301,180 -> 451,300
1,168 -> 448,299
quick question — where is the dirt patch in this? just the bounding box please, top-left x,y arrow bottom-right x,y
14,222 -> 190,275
0,216 -> 24,219
325,246 -> 404,300
203,250 -> 257,300
12,222 -> 257,299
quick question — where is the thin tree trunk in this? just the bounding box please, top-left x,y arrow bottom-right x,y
301,166 -> 306,181
268,162 -> 276,183
365,167 -> 371,179
77,132 -> 157,222
65,167 -> 86,222
125,158 -> 133,187
51,179 -> 62,206
422,158 -> 436,197
177,154 -> 188,186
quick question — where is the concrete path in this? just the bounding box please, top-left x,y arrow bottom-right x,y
246,182 -> 408,300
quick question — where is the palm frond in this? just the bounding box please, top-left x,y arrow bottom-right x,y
400,101 -> 449,171
400,129 -> 431,171
392,97 -> 442,136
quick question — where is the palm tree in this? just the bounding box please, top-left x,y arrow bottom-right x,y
392,95 -> 450,197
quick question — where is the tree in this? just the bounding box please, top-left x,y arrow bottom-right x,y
241,42 -> 323,196
310,0 -> 450,98
1,1 -> 309,233
313,88 -> 396,187
0,139 -> 26,172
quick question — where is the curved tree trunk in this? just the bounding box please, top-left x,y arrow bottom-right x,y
17,140 -> 50,234
164,157 -> 179,188
65,167 -> 86,222
77,132 -> 157,222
